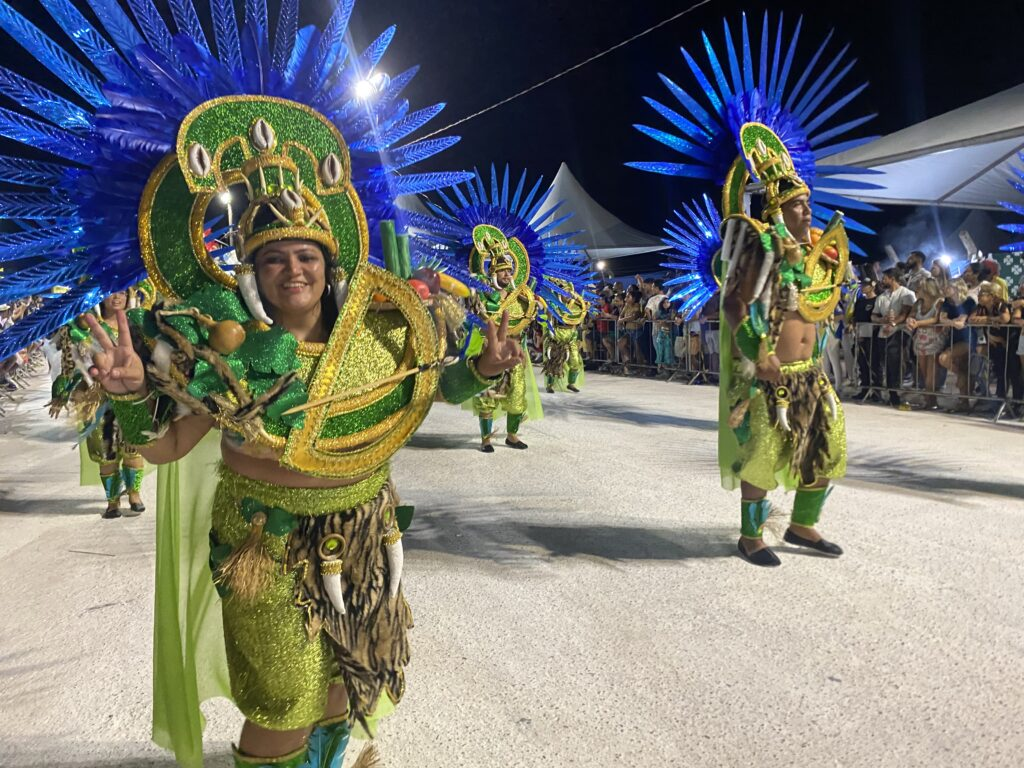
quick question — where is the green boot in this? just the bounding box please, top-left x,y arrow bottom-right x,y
100,471 -> 123,519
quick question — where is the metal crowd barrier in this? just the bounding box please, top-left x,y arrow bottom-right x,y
848,320 -> 1023,422
567,316 -> 1022,424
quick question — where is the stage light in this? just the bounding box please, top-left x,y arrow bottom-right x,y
938,254 -> 952,265
354,79 -> 375,100
218,191 -> 232,205
596,260 -> 606,271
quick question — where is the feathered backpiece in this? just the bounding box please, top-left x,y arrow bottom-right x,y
626,12 -> 883,252
997,151 -> 1024,252
0,0 -> 471,361
406,163 -> 592,317
660,194 -> 722,320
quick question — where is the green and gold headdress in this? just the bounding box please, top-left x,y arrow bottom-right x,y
740,123 -> 810,217
140,96 -> 368,324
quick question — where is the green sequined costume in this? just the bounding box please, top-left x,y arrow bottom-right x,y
109,96 -> 499,767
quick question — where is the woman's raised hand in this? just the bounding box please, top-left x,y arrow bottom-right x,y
82,310 -> 147,395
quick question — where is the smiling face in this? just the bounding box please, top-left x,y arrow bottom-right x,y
254,239 -> 327,319
101,291 -> 127,316
781,194 -> 813,243
495,268 -> 513,289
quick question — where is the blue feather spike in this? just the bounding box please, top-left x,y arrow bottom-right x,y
701,31 -> 732,102
500,164 -> 511,211
39,0 -> 124,83
793,45 -> 852,120
0,254 -> 86,303
0,107 -> 91,162
0,0 -> 107,108
680,47 -> 723,115
0,227 -> 70,262
808,113 -> 876,147
767,12 -> 783,98
721,19 -> 742,95
771,15 -> 802,103
803,81 -> 868,135
126,0 -> 180,66
656,75 -> 716,137
272,0 -> 298,71
517,175 -> 546,219
384,137 -> 459,171
812,135 -> 875,159
784,28 -> 834,112
168,0 -> 211,55
634,125 -> 714,164
351,103 -> 446,151
83,0 -> 145,60
316,0 -> 356,75
212,0 -> 242,73
740,13 -> 755,92
0,192 -> 75,221
245,0 -> 268,33
489,164 -> 500,207
0,283 -> 104,363
393,172 -> 473,197
0,66 -> 91,131
0,157 -> 68,187
758,11 -> 769,94
623,161 -> 714,179
509,168 -> 528,214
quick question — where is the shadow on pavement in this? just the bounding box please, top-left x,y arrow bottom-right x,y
847,451 -> 1024,500
405,508 -> 735,563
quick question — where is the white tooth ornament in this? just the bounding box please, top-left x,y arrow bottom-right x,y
250,118 -> 276,152
775,386 -> 792,432
320,559 -> 346,615
319,534 -> 346,614
187,143 -> 212,177
384,527 -> 403,598
333,277 -> 348,310
236,269 -> 273,325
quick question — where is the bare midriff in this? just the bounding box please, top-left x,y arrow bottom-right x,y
774,311 -> 817,363
220,435 -> 375,489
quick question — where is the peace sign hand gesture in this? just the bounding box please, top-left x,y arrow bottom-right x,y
475,311 -> 524,378
82,310 -> 147,395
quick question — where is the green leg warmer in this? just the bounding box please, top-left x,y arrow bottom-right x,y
232,745 -> 309,768
545,374 -> 556,388
740,497 -> 772,539
306,718 -> 351,768
479,417 -> 493,440
791,487 -> 830,528
507,413 -> 523,435
567,369 -> 579,385
121,465 -> 144,494
100,471 -> 123,504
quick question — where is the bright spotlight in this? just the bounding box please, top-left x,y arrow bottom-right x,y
596,260 -> 607,271
218,191 -> 232,205
937,254 -> 953,265
354,79 -> 375,100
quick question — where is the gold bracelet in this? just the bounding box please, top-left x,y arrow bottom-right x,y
108,390 -> 150,403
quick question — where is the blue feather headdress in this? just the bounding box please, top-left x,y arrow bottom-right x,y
660,195 -> 722,320
998,152 -> 1024,252
0,0 -> 471,361
406,164 -> 593,316
627,12 -> 883,253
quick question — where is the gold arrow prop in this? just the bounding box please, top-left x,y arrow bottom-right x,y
281,357 -> 459,416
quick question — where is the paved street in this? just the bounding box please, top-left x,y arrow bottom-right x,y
1,369 -> 1022,768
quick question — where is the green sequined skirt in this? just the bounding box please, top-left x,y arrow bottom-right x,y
210,464 -> 412,731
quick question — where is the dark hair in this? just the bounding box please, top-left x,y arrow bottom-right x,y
882,268 -> 899,280
908,250 -> 926,265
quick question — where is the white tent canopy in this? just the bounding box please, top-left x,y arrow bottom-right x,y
821,83 -> 1024,210
536,163 -> 668,262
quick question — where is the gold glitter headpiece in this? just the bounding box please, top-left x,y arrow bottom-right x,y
740,123 -> 810,216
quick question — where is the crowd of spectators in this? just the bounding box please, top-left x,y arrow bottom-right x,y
568,257 -> 1023,421
0,297 -> 46,415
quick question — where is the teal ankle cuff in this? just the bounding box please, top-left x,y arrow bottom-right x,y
741,498 -> 771,538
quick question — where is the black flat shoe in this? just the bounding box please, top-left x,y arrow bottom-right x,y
737,539 -> 781,567
102,506 -> 122,519
566,385 -> 580,393
505,438 -> 529,450
480,443 -> 494,453
783,528 -> 843,556
545,386 -> 555,393
123,502 -> 145,517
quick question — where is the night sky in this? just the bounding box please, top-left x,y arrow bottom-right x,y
4,0 -> 1024,256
